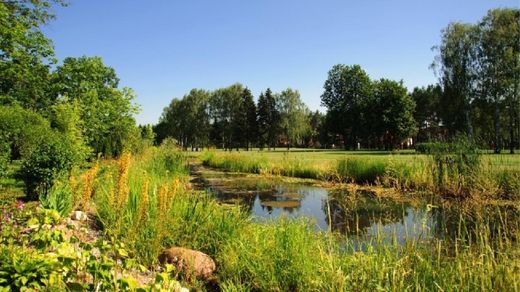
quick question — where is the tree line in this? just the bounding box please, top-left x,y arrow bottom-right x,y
155,8 -> 519,153
429,8 -> 520,153
154,85 -> 312,150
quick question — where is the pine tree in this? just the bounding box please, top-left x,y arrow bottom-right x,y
265,88 -> 280,149
257,92 -> 269,149
242,88 -> 258,150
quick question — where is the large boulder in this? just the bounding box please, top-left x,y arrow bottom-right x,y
159,247 -> 216,281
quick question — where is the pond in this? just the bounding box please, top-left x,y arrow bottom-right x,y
193,166 -> 519,245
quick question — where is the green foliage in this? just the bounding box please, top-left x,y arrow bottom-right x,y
276,88 -> 311,148
0,140 -> 10,178
209,84 -> 246,150
321,64 -> 372,149
0,201 -> 186,291
257,88 -> 280,149
53,57 -> 140,157
435,8 -> 520,151
429,137 -> 481,196
233,88 -> 258,150
0,105 -> 51,159
40,180 -> 73,217
336,158 -> 387,183
50,99 -> 91,162
321,65 -> 417,149
19,130 -> 80,199
415,142 -> 439,153
371,79 -> 417,148
0,245 -> 63,290
157,89 -> 211,149
0,0 -> 65,110
411,85 -> 443,142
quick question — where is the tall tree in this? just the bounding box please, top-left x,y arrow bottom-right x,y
411,84 -> 442,142
233,88 -> 257,150
435,22 -> 480,138
305,110 -> 324,148
157,89 -> 210,150
257,88 -> 280,150
209,84 -> 244,150
53,56 -> 139,157
276,88 -> 310,149
321,64 -> 372,149
479,8 -> 520,153
372,79 -> 417,149
0,0 -> 65,109
257,92 -> 268,149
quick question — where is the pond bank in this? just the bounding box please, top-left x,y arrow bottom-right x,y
189,161 -> 520,247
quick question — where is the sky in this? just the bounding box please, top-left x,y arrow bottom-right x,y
43,0 -> 519,125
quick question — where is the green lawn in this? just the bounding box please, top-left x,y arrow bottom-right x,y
196,148 -> 520,172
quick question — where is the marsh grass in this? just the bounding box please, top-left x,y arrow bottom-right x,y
216,212 -> 519,291
80,147 -> 519,290
202,150 -> 519,199
91,146 -> 248,266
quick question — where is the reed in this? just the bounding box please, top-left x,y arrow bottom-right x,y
202,150 -> 520,199
83,146 -> 519,289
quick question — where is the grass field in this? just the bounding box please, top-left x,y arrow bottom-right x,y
199,148 -> 520,199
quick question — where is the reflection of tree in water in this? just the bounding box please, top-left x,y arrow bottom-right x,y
429,203 -> 519,243
209,179 -> 303,214
324,190 -> 409,235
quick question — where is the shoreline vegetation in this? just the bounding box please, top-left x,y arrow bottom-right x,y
1,145 -> 519,290
200,147 -> 520,202
67,146 -> 520,289
1,2 -> 519,291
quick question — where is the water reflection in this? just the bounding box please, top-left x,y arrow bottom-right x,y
198,169 -> 519,244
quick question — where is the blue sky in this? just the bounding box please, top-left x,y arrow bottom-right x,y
43,0 -> 519,125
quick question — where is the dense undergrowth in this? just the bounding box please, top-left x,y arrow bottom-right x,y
2,144 -> 519,290
82,145 -> 520,290
0,201 -> 186,291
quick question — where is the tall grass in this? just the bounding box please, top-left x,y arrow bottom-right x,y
202,150 -> 519,199
90,146 -> 247,265
217,214 -> 519,291
78,146 -> 519,289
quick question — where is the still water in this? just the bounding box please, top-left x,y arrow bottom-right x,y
194,167 -> 518,244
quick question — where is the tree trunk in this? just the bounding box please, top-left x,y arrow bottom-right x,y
494,98 -> 501,154
509,102 -> 515,154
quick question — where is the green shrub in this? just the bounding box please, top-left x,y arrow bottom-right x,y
0,245 -> 64,290
0,105 -> 51,159
429,137 -> 480,196
40,180 -> 73,216
19,131 -> 80,200
415,142 -> 443,154
0,139 -> 10,177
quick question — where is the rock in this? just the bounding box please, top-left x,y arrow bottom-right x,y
159,247 -> 216,281
71,210 -> 88,221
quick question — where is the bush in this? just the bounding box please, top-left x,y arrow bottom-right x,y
428,137 -> 480,196
0,105 -> 50,159
19,131 -> 80,200
415,142 -> 443,154
40,180 -> 73,216
0,139 -> 10,177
